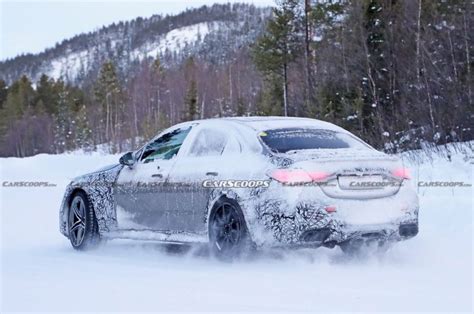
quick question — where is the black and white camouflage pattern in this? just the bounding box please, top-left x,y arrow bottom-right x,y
59,164 -> 123,236
60,164 -> 418,248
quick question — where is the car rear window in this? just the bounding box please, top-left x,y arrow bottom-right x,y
259,128 -> 369,153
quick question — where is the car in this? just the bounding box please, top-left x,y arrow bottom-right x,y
59,117 -> 419,258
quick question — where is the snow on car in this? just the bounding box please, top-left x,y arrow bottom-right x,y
59,117 -> 419,258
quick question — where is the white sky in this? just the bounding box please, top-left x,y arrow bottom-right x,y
0,0 -> 275,61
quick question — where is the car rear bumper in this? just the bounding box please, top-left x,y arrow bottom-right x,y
296,221 -> 418,246
250,195 -> 419,248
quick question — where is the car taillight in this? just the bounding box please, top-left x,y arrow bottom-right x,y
269,169 -> 331,184
270,169 -> 312,184
325,205 -> 337,213
392,167 -> 411,180
308,171 -> 331,182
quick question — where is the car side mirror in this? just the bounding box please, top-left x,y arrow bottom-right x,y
119,151 -> 135,168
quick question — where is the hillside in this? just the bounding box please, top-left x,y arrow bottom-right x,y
0,3 -> 271,85
0,1 -> 471,157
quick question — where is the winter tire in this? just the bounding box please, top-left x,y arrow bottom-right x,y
208,198 -> 253,260
68,191 -> 100,250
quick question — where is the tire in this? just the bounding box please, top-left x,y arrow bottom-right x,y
208,198 -> 253,261
68,190 -> 100,250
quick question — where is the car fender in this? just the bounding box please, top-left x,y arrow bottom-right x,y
59,164 -> 123,237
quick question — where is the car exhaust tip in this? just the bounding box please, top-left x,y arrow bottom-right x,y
300,228 -> 332,243
399,223 -> 418,238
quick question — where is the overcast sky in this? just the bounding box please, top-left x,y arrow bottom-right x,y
0,0 -> 275,61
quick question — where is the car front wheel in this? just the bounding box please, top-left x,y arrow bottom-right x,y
68,191 -> 100,250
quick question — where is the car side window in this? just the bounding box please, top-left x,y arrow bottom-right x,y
140,127 -> 192,163
188,129 -> 228,157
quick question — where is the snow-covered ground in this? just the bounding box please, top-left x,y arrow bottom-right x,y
0,145 -> 472,312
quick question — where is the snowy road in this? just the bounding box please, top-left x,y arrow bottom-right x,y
1,148 -> 472,312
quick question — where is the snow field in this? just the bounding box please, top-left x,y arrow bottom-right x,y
0,145 -> 472,312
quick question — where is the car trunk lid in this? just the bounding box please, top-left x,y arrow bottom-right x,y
283,148 -> 404,199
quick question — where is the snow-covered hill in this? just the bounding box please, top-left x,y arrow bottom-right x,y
0,3 -> 271,85
0,144 -> 472,311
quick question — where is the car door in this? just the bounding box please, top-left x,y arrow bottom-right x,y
115,125 -> 193,231
166,125 -> 242,233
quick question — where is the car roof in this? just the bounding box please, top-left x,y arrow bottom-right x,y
155,116 -> 352,154
191,116 -> 347,133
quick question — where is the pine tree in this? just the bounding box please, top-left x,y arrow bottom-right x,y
183,57 -> 199,121
361,0 -> 391,146
0,76 -> 35,137
305,1 -> 345,116
150,57 -> 166,134
184,80 -> 198,121
94,61 -> 124,152
0,76 -> 36,156
53,81 -> 71,152
255,76 -> 284,116
75,104 -> 93,152
0,80 -> 7,109
35,74 -> 58,114
3,76 -> 35,117
252,0 -> 303,116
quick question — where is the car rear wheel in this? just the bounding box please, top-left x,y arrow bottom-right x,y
68,191 -> 100,250
208,198 -> 252,260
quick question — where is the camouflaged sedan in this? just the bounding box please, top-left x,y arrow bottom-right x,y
60,117 -> 419,258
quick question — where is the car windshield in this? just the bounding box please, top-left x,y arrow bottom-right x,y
259,128 -> 369,153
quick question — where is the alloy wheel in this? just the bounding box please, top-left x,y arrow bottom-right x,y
211,204 -> 243,253
68,195 -> 86,247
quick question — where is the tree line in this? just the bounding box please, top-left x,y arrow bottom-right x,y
252,0 -> 472,151
0,52 -> 263,156
0,0 -> 472,157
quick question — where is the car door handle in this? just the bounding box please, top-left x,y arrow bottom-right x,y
206,172 -> 218,176
151,173 -> 163,178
